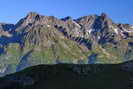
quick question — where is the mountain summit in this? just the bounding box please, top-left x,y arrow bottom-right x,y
0,12 -> 133,76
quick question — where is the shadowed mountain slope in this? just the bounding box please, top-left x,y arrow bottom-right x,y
0,61 -> 133,89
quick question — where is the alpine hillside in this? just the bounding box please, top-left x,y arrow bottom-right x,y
0,12 -> 133,76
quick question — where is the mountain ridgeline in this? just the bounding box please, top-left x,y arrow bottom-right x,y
0,12 -> 133,76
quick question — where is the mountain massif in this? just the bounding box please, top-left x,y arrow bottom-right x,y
0,12 -> 133,76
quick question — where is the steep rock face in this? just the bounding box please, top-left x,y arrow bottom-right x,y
0,12 -> 133,76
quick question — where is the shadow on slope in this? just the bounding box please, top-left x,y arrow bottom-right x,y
0,62 -> 133,89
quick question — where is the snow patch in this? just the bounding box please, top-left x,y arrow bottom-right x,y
47,25 -> 50,27
6,33 -> 12,37
114,28 -> 119,34
0,30 -> 12,37
0,67 -> 6,73
72,21 -> 81,28
88,29 -> 93,34
98,36 -> 100,40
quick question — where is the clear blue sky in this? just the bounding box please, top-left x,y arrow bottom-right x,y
0,0 -> 132,25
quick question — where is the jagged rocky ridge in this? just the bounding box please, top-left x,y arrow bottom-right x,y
0,12 -> 133,76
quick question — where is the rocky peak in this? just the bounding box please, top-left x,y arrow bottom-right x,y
26,12 -> 42,22
61,16 -> 73,21
15,12 -> 63,31
100,13 -> 108,20
76,15 -> 98,26
93,13 -> 112,27
21,12 -> 44,26
25,12 -> 62,26
15,12 -> 45,32
27,12 -> 40,17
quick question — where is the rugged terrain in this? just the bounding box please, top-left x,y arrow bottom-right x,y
0,12 -> 133,76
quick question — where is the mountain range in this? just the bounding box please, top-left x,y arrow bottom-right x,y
0,12 -> 133,76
